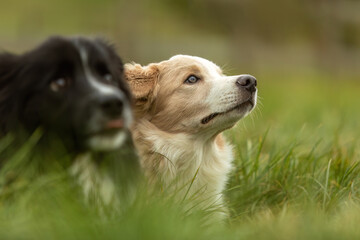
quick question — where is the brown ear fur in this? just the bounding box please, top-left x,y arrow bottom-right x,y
125,63 -> 159,115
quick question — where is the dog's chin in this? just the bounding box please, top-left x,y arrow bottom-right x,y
86,130 -> 127,152
231,100 -> 255,116
201,98 -> 256,126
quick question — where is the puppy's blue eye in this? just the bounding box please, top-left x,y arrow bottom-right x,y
185,75 -> 199,84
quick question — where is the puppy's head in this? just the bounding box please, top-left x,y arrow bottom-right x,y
125,55 -> 257,137
0,36 -> 132,151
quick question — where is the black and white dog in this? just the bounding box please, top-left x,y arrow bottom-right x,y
0,36 -> 139,208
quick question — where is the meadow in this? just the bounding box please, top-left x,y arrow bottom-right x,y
0,71 -> 359,240
1,0 -> 360,238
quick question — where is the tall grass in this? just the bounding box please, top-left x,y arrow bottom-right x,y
0,74 -> 360,239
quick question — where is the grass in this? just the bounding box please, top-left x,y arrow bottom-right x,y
0,72 -> 360,239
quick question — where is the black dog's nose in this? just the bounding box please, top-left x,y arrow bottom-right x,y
100,96 -> 123,118
236,75 -> 257,93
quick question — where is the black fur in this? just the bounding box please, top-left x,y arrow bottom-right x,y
0,36 -> 140,210
0,36 -> 131,151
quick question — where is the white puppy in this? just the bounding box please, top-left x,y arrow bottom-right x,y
125,55 -> 257,218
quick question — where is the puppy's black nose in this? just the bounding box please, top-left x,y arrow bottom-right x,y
100,96 -> 123,118
236,75 -> 257,93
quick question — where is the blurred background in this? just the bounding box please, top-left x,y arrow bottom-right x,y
1,1 -> 360,238
1,0 -> 360,75
1,0 -> 359,153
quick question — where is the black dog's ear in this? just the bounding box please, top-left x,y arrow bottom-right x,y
0,53 -> 19,134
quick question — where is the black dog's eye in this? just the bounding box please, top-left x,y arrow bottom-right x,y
104,73 -> 113,82
50,77 -> 71,92
96,62 -> 114,82
185,75 -> 200,84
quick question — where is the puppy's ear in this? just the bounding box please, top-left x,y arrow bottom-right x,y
125,63 -> 159,102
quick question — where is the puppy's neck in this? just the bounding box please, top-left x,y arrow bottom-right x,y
132,119 -> 232,182
134,118 -> 221,152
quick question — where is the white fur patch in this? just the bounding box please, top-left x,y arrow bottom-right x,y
70,153 -> 119,207
139,123 -> 234,218
77,45 -> 120,96
87,130 -> 127,151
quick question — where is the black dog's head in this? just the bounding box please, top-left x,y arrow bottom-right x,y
0,36 -> 132,152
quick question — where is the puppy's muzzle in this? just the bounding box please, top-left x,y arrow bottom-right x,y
236,75 -> 257,93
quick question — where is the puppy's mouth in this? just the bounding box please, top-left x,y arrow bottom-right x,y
106,119 -> 124,129
201,100 -> 254,125
88,119 -> 125,137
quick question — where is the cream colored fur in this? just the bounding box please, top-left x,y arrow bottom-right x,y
125,55 -> 257,218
